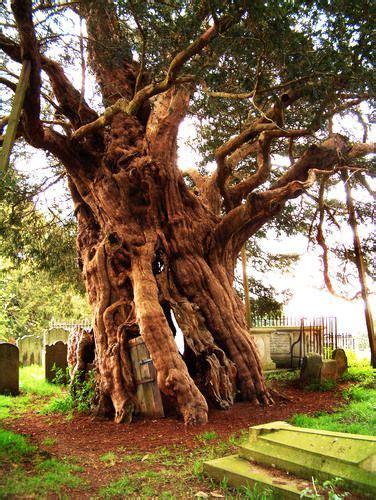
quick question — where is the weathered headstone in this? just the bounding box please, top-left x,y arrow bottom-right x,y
300,352 -> 323,385
17,335 -> 42,366
0,343 -> 19,395
332,348 -> 348,376
320,359 -> 338,382
251,328 -> 276,370
44,341 -> 68,382
44,327 -> 69,346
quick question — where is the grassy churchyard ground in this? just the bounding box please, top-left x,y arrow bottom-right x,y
0,360 -> 374,499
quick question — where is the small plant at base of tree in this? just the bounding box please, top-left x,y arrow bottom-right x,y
196,431 -> 219,443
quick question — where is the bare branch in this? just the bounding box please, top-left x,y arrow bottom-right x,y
316,175 -> 362,301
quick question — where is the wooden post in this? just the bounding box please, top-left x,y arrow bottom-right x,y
0,60 -> 31,172
341,170 -> 375,368
241,244 -> 251,330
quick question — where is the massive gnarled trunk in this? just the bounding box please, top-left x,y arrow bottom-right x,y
3,0 -> 374,425
68,89 -> 270,424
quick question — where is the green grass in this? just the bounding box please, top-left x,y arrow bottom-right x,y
0,458 -> 85,497
39,393 -> 74,415
99,451 -> 117,466
0,365 -> 62,421
19,365 -> 62,396
340,363 -> 375,385
291,386 -> 376,435
265,369 -> 299,383
0,428 -> 86,497
0,428 -> 36,463
196,430 -> 219,443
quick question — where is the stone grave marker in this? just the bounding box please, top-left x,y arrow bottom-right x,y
320,359 -> 338,382
44,327 -> 69,346
332,348 -> 348,376
17,335 -> 42,366
300,352 -> 323,385
44,341 -> 68,382
0,343 -> 19,395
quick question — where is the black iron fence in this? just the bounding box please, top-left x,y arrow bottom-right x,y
252,314 -> 355,366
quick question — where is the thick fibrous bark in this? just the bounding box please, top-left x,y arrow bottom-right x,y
2,0 -> 374,424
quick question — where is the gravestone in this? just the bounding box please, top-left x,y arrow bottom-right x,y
0,343 -> 19,395
300,352 -> 323,385
44,341 -> 68,382
17,335 -> 42,366
44,327 -> 69,346
251,328 -> 276,370
332,348 -> 348,376
320,359 -> 338,382
204,421 -> 376,496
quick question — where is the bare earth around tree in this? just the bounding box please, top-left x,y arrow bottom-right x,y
3,383 -> 346,497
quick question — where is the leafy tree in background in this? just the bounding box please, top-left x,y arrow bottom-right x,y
0,0 -> 374,423
0,260 -> 90,341
0,169 -> 90,340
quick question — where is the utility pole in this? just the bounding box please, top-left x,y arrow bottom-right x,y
0,61 -> 30,172
341,169 -> 375,367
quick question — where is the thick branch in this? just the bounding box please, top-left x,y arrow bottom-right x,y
0,33 -> 98,129
11,0 -> 43,143
213,134 -> 375,262
214,86 -> 315,209
72,13 -> 239,140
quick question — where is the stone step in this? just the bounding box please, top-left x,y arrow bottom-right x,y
238,421 -> 376,495
203,454 -> 315,499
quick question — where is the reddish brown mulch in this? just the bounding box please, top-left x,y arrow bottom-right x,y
6,382 -> 345,456
2,382 -> 348,496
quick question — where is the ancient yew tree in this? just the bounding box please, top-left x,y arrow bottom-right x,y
1,0 -> 374,422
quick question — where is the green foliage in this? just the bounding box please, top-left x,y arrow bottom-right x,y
42,369 -> 96,416
0,170 -> 80,288
99,451 -> 117,466
0,169 -> 90,341
300,477 -> 350,500
41,437 -> 57,447
70,369 -> 96,413
305,379 -> 337,392
40,394 -> 74,416
0,259 -> 90,340
99,475 -> 136,498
